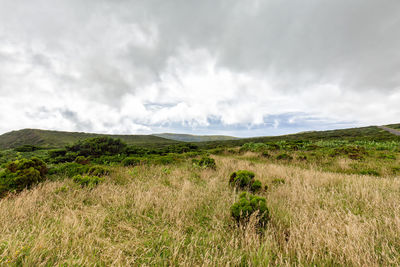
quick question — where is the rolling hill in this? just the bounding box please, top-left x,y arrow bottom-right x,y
1,125 -> 399,150
152,133 -> 239,142
0,129 -> 178,150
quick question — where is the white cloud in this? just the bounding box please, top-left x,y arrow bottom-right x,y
0,0 -> 399,136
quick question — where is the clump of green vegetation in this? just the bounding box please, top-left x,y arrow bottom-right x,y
276,153 -> 293,161
271,178 -> 285,185
358,169 -> 380,177
122,157 -> 141,166
48,162 -> 89,178
331,146 -> 367,160
0,158 -> 47,196
240,142 -> 269,152
230,192 -> 270,227
192,156 -> 216,169
67,137 -> 127,158
73,175 -> 104,187
75,156 -> 90,165
88,165 -> 110,176
261,151 -> 271,158
229,170 -> 262,192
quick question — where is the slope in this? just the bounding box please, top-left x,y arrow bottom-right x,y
152,133 -> 239,142
0,129 -> 178,149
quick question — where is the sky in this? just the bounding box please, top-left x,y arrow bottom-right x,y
0,0 -> 399,137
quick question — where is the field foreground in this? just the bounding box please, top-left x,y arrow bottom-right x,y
0,156 -> 400,266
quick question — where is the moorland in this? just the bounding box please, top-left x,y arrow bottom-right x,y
0,124 -> 399,265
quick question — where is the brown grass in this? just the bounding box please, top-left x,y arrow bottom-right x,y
0,156 -> 399,266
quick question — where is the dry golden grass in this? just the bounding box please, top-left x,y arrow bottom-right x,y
0,156 -> 400,266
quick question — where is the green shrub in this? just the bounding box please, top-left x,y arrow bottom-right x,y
88,165 -> 110,176
66,137 -> 127,158
73,175 -> 104,187
229,170 -> 262,192
276,153 -> 293,160
48,162 -> 89,177
192,156 -> 216,169
122,157 -> 142,166
230,192 -> 269,227
14,145 -> 41,152
229,170 -> 255,188
331,146 -> 367,160
271,178 -> 285,185
250,180 -> 262,192
0,158 -> 47,196
358,169 -> 380,176
75,156 -> 90,165
261,151 -> 271,158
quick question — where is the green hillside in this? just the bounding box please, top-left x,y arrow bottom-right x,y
152,133 -> 239,142
387,123 -> 400,130
0,129 -> 178,149
199,126 -> 400,148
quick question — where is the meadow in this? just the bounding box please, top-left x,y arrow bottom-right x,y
0,127 -> 399,266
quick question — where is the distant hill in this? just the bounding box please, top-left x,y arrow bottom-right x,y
1,125 -> 399,150
0,129 -> 178,150
386,123 -> 400,130
198,126 -> 400,148
152,133 -> 239,142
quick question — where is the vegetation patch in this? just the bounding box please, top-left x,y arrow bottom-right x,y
72,175 -> 104,187
192,156 -> 216,169
229,170 -> 262,192
230,192 -> 270,227
0,158 -> 47,196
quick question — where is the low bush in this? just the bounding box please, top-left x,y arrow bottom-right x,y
271,178 -> 285,185
122,157 -> 142,166
75,156 -> 90,165
88,165 -> 110,176
358,169 -> 380,176
230,192 -> 269,227
261,151 -> 271,158
73,175 -> 104,187
192,156 -> 216,169
229,170 -> 262,192
250,180 -> 262,192
0,158 -> 47,196
276,153 -> 293,161
48,162 -> 89,177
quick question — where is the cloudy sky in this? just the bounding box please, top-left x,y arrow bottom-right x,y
0,0 -> 399,137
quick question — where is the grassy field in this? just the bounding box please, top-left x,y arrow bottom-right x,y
0,156 -> 400,265
0,126 -> 400,265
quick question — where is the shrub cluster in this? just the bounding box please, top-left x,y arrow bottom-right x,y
228,170 -> 269,228
73,175 -> 104,187
0,158 -> 47,196
48,162 -> 89,177
231,192 -> 270,227
229,170 -> 262,192
192,156 -> 216,169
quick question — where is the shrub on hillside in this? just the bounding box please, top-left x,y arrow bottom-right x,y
73,175 -> 104,187
66,137 -> 127,158
48,162 -> 89,177
88,165 -> 110,176
75,156 -> 90,165
276,153 -> 293,161
231,192 -> 270,227
271,178 -> 285,185
122,157 -> 142,166
229,170 -> 262,192
192,156 -> 216,169
0,158 -> 47,196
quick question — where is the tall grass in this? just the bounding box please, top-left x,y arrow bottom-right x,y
0,157 -> 399,265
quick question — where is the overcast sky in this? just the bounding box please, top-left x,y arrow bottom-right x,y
0,0 -> 399,137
